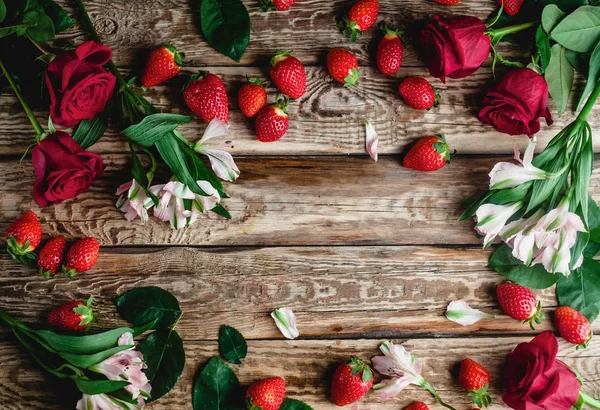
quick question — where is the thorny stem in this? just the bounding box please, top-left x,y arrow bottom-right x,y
0,55 -> 45,141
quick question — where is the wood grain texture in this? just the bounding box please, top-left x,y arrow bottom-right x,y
0,336 -> 598,409
3,246 -> 595,340
5,155 -> 600,246
1,67 -> 597,156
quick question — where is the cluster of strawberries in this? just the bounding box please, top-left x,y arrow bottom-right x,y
433,0 -> 524,16
5,211 -> 100,279
497,282 -> 592,349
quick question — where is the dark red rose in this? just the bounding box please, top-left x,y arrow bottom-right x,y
32,132 -> 105,207
503,331 -> 581,410
45,41 -> 116,127
420,15 -> 491,82
479,68 -> 553,137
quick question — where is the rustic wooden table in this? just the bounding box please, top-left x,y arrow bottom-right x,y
1,0 -> 600,409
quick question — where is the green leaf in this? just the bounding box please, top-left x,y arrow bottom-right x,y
139,329 -> 185,401
36,327 -> 134,354
556,259 -> 600,322
131,318 -> 159,337
545,44 -> 574,116
279,398 -> 315,410
73,377 -> 130,395
566,49 -> 590,76
193,357 -> 242,410
59,344 -> 134,368
200,0 -> 250,62
536,25 -> 552,72
577,41 -> 600,111
571,136 -> 593,222
218,325 -> 247,364
0,23 -> 29,38
72,113 -> 108,149
24,12 -> 54,42
489,245 -> 562,289
115,286 -> 181,329
0,0 -> 7,24
121,113 -> 193,147
212,203 -> 232,219
551,5 -> 600,53
38,0 -> 74,33
542,4 -> 566,33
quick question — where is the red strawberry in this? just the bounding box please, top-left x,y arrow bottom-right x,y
497,0 -> 524,16
327,48 -> 360,87
341,0 -> 380,41
142,44 -> 184,88
405,403 -> 430,410
183,72 -> 229,123
48,297 -> 95,332
246,377 -> 285,410
331,357 -> 373,406
6,211 -> 42,263
459,358 -> 491,408
260,0 -> 295,11
238,77 -> 267,118
255,96 -> 289,142
555,306 -> 592,348
432,0 -> 461,5
270,50 -> 307,99
497,283 -> 544,329
37,236 -> 67,278
377,25 -> 404,75
398,77 -> 439,110
403,135 -> 452,171
62,237 -> 100,279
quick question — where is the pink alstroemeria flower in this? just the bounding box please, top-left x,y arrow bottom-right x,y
500,209 -> 544,266
489,139 -> 550,190
89,332 -> 151,402
475,202 -> 523,248
115,180 -> 154,223
372,341 -> 425,399
76,393 -> 142,410
193,118 -> 240,182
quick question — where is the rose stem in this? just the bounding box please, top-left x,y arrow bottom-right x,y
73,0 -> 128,88
490,21 -> 538,41
580,391 -> 600,409
576,78 -> 600,123
0,56 -> 45,142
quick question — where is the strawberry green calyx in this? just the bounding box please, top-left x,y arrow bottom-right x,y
348,356 -> 373,382
468,382 -> 492,408
577,332 -> 592,350
275,95 -> 290,114
341,18 -> 362,42
271,50 -> 294,66
343,68 -> 360,87
431,86 -> 441,110
246,75 -> 265,88
432,135 -> 453,164
73,296 -> 95,328
6,237 -> 35,264
260,0 -> 276,12
186,71 -> 209,87
524,300 -> 545,330
380,24 -> 404,37
164,43 -> 186,67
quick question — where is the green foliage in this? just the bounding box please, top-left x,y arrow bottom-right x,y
536,25 -> 552,71
59,344 -> 133,368
556,259 -> 600,321
218,325 -> 247,364
121,114 -> 193,148
200,0 -> 250,62
35,327 -> 134,355
280,398 -> 316,410
545,43 -> 574,116
488,245 -> 562,289
139,329 -> 185,401
73,378 -> 130,395
115,286 -> 182,329
73,113 -> 109,150
577,41 -> 600,110
193,357 -> 242,409
551,5 -> 600,52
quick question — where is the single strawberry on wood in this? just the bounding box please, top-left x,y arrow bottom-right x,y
246,377 -> 286,410
6,210 -> 42,264
496,282 -> 544,329
405,403 -> 430,410
255,96 -> 289,142
62,237 -> 100,279
497,0 -> 524,16
555,306 -> 592,349
270,50 -> 307,99
142,44 -> 185,88
48,296 -> 95,332
331,356 -> 373,406
37,236 -> 67,278
260,0 -> 296,11
403,135 -> 452,171
183,72 -> 229,123
377,25 -> 404,75
432,0 -> 461,5
459,358 -> 492,408
341,0 -> 380,41
327,48 -> 360,87
398,77 -> 439,110
238,77 -> 267,118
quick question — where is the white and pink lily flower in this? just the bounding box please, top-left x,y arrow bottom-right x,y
89,332 -> 151,402
500,209 -> 544,266
365,121 -> 378,162
188,181 -> 221,225
475,202 -> 523,248
489,139 -> 550,190
372,341 -> 425,399
194,118 -> 240,182
115,180 -> 154,224
150,181 -> 194,230
76,393 -> 142,410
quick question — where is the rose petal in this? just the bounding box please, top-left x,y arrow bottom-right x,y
445,300 -> 495,326
365,121 -> 378,162
271,308 -> 299,339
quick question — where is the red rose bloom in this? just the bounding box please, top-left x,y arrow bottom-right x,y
420,15 -> 491,82
479,68 -> 553,137
32,132 -> 105,207
503,331 -> 581,410
45,41 -> 116,127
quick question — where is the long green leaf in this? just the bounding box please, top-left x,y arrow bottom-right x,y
60,344 -> 134,368
545,44 -> 574,116
0,0 -> 7,24
536,25 -> 552,72
72,114 -> 108,149
121,114 -> 193,147
200,0 -> 250,62
551,5 -> 600,52
0,23 -> 28,38
36,327 -> 133,355
577,42 -> 600,111
73,377 -> 130,395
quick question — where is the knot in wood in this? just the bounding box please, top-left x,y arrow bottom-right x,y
94,17 -> 117,35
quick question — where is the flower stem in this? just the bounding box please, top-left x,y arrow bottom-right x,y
580,391 -> 600,409
490,21 -> 539,39
422,380 -> 457,410
0,55 -> 45,142
577,79 -> 600,123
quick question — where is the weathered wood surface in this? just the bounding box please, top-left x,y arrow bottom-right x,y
1,336 -> 599,409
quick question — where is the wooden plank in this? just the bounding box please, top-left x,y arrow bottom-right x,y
0,68 -> 594,156
3,246 -> 594,340
55,0 -> 525,68
1,155 -> 599,246
0,336 -> 598,409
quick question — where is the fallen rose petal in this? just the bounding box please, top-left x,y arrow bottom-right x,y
445,300 -> 495,326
